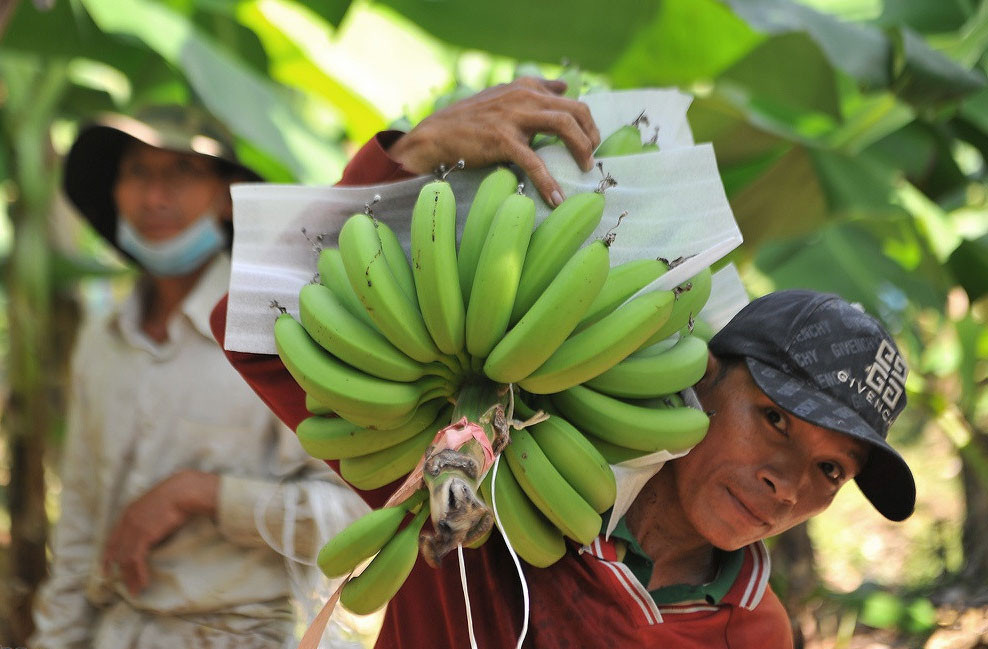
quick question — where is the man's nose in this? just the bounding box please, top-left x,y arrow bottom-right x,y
134,174 -> 179,214
756,464 -> 799,506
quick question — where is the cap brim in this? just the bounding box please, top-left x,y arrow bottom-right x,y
744,358 -> 916,521
63,125 -> 132,251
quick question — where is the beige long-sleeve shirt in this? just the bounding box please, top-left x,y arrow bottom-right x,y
30,255 -> 371,649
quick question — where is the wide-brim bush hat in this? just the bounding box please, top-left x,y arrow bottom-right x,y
63,104 -> 262,256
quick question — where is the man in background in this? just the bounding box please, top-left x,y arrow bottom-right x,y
30,106 -> 371,649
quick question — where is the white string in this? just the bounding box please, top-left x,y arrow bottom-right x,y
253,481 -> 319,566
489,455 -> 530,649
457,544 -> 480,649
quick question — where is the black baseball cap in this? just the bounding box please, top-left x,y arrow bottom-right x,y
709,290 -> 915,521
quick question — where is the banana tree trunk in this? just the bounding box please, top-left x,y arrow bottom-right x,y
960,427 -> 988,587
770,522 -> 817,648
0,58 -> 67,645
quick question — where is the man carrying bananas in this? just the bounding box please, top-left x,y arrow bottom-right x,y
30,107 -> 374,649
211,78 -> 915,648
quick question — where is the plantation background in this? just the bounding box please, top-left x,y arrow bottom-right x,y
1,0 -> 987,647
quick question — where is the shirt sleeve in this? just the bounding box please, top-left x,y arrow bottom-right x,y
30,360 -> 101,649
210,131 -> 418,511
214,423 -> 370,560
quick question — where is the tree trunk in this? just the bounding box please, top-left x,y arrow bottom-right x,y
960,428 -> 988,589
771,523 -> 818,649
0,58 -> 68,646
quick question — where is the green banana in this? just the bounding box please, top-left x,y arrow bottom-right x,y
585,333 -> 709,399
639,266 -> 713,349
583,432 -> 649,464
340,503 -> 430,614
296,399 -> 445,460
339,407 -> 450,490
689,318 -> 716,342
551,385 -> 709,453
376,220 -> 417,304
503,428 -> 602,546
518,289 -> 675,394
557,65 -> 583,99
595,111 -> 647,157
464,191 -> 535,359
411,179 -> 465,355
641,127 -> 660,152
514,400 -> 615,514
317,247 -> 378,330
305,393 -> 334,416
457,167 -> 518,304
479,462 -> 567,567
575,258 -> 669,332
509,191 -> 606,324
338,213 -> 441,363
317,489 -> 428,578
274,313 -> 449,429
484,239 -> 610,384
299,283 -> 449,383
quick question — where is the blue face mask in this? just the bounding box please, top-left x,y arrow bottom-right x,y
116,214 -> 228,277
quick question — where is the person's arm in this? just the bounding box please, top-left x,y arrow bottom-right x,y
30,362 -> 101,649
213,425 -> 369,559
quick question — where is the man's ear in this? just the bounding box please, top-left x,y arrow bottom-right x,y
216,182 -> 236,222
217,171 -> 252,222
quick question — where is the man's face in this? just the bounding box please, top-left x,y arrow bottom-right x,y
113,142 -> 229,242
673,359 -> 870,551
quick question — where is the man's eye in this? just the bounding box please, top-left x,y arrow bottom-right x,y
764,407 -> 787,433
121,163 -> 146,178
820,461 -> 844,483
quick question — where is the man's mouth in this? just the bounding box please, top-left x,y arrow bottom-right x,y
726,488 -> 770,528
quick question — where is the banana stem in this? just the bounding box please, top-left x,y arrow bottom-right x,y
419,378 -> 508,566
451,379 -> 504,428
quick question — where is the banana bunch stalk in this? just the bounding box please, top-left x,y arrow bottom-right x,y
275,166 -> 718,614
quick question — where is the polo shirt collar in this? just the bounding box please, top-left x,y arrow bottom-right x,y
608,514 -> 746,607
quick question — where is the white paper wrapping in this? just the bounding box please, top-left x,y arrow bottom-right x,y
223,88 -> 742,354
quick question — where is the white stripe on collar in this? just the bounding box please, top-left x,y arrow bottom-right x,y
739,540 -> 771,611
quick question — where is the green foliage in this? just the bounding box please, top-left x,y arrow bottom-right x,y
856,589 -> 938,634
376,0 -> 660,72
1,2 -> 988,633
947,233 -> 988,302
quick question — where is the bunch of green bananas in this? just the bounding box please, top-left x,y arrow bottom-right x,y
273,166 -> 717,612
